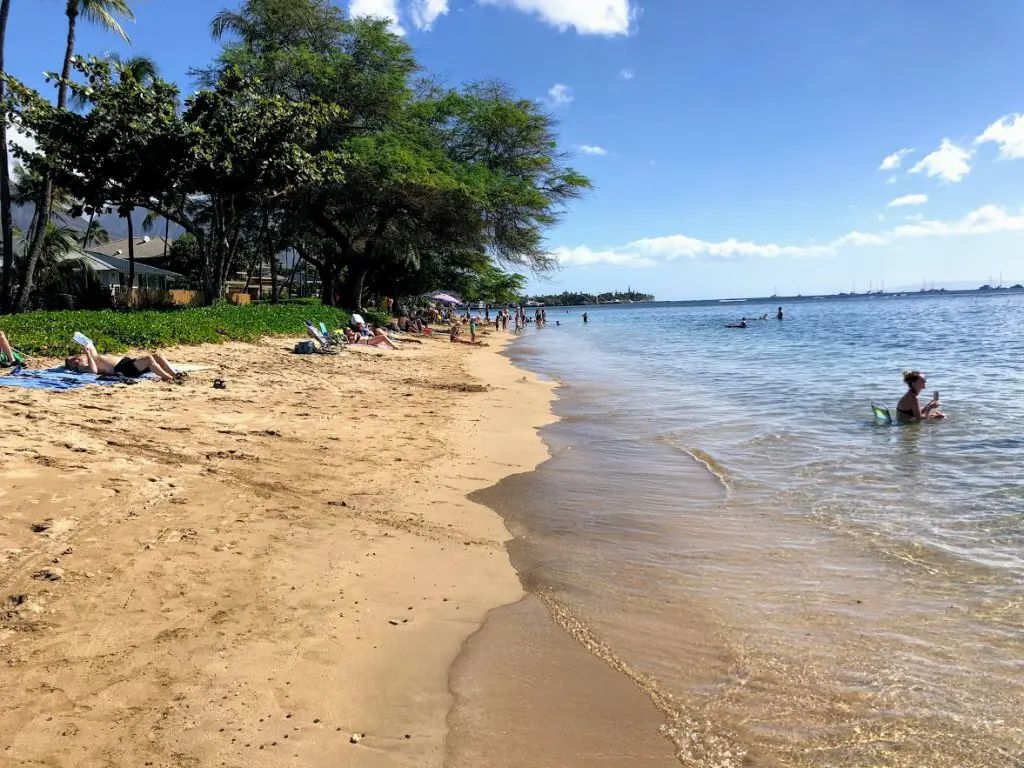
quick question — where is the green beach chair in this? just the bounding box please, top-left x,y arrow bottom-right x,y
871,402 -> 893,425
0,348 -> 26,368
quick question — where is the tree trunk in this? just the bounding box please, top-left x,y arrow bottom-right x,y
83,209 -> 96,248
14,4 -> 78,312
318,263 -> 336,306
163,217 -> 169,259
241,252 -> 260,295
269,250 -> 278,304
126,212 -> 135,304
0,0 -> 13,313
348,267 -> 367,311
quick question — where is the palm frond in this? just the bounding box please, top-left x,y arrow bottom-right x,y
79,0 -> 136,43
211,9 -> 249,40
141,209 -> 161,232
112,53 -> 159,84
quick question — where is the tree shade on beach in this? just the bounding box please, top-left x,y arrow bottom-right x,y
0,0 -> 591,313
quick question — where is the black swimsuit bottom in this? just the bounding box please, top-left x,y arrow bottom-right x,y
114,357 -> 142,378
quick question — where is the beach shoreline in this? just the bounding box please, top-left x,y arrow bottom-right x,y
0,329 -> 563,766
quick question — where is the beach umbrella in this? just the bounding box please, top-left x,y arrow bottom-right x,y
431,293 -> 461,305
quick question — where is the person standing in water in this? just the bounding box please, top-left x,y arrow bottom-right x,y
582,312 -> 589,324
896,371 -> 945,421
776,306 -> 784,320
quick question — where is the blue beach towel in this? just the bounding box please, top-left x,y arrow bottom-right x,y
0,367 -> 156,392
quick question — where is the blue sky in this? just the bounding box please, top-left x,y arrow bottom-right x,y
7,0 -> 1024,299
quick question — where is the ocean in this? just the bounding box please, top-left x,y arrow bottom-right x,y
481,293 -> 1024,767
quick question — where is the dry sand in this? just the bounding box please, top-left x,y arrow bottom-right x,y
0,329 -> 557,766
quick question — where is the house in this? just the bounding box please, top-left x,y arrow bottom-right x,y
80,250 -> 183,291
89,236 -> 173,270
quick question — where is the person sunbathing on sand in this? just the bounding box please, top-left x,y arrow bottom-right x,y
65,344 -> 182,382
344,327 -> 400,350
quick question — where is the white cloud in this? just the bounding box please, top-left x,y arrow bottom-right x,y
548,83 -> 574,106
627,234 -> 832,260
879,148 -> 914,171
553,246 -> 655,267
552,204 -> 1024,271
892,204 -> 1024,238
619,68 -> 635,80
886,175 -> 897,184
888,193 -> 928,208
409,0 -> 449,30
976,113 -> 1024,160
579,145 -> 608,156
5,122 -> 37,168
832,231 -> 888,247
349,0 -> 404,34
909,139 -> 972,183
479,0 -> 635,35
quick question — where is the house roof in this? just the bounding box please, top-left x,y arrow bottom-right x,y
81,250 -> 183,278
90,236 -> 172,261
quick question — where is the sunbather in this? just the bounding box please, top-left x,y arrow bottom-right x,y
65,344 -> 181,382
344,327 -> 400,350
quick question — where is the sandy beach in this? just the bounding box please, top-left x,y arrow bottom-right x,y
0,330 -> 564,766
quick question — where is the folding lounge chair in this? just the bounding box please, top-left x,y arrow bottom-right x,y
871,402 -> 893,425
304,321 -> 343,354
319,322 -> 348,346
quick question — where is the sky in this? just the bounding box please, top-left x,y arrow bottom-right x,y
7,0 -> 1024,300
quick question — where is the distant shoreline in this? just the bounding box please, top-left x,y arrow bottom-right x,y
530,286 -> 1024,309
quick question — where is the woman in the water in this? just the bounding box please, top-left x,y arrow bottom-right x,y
896,370 -> 944,420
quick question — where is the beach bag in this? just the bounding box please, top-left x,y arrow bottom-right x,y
294,340 -> 317,355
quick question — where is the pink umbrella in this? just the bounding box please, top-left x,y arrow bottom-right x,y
431,293 -> 461,305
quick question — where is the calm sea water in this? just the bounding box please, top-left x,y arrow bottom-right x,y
488,294 -> 1024,767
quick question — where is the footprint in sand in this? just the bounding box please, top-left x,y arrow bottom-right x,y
29,518 -> 78,537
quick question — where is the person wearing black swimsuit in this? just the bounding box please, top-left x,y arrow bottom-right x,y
896,370 -> 944,421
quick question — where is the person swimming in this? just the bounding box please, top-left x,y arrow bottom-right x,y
896,370 -> 945,420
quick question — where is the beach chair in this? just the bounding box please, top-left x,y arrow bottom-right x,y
318,322 -> 348,346
304,321 -> 343,354
871,402 -> 893,425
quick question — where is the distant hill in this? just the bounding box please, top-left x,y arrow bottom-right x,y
11,203 -> 185,242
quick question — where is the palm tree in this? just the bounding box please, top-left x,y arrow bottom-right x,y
0,0 -> 14,312
10,165 -> 77,236
15,0 -> 135,312
141,207 -> 172,262
80,219 -> 110,248
102,54 -> 159,299
14,222 -> 97,305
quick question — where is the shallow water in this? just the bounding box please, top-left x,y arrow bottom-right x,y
486,294 -> 1024,767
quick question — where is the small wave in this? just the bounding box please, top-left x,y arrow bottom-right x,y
538,591 -> 748,768
684,447 -> 733,493
652,435 -> 734,493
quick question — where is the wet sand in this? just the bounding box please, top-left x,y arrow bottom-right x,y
447,595 -> 678,768
0,330 -> 577,766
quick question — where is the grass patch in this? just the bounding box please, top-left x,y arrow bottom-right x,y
0,303 -> 384,357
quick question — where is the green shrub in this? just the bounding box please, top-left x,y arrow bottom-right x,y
0,302 -> 353,357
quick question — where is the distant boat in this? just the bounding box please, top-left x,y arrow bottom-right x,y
719,299 -> 746,303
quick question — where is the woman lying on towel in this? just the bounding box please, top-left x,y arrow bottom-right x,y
343,327 -> 400,350
65,344 -> 183,382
